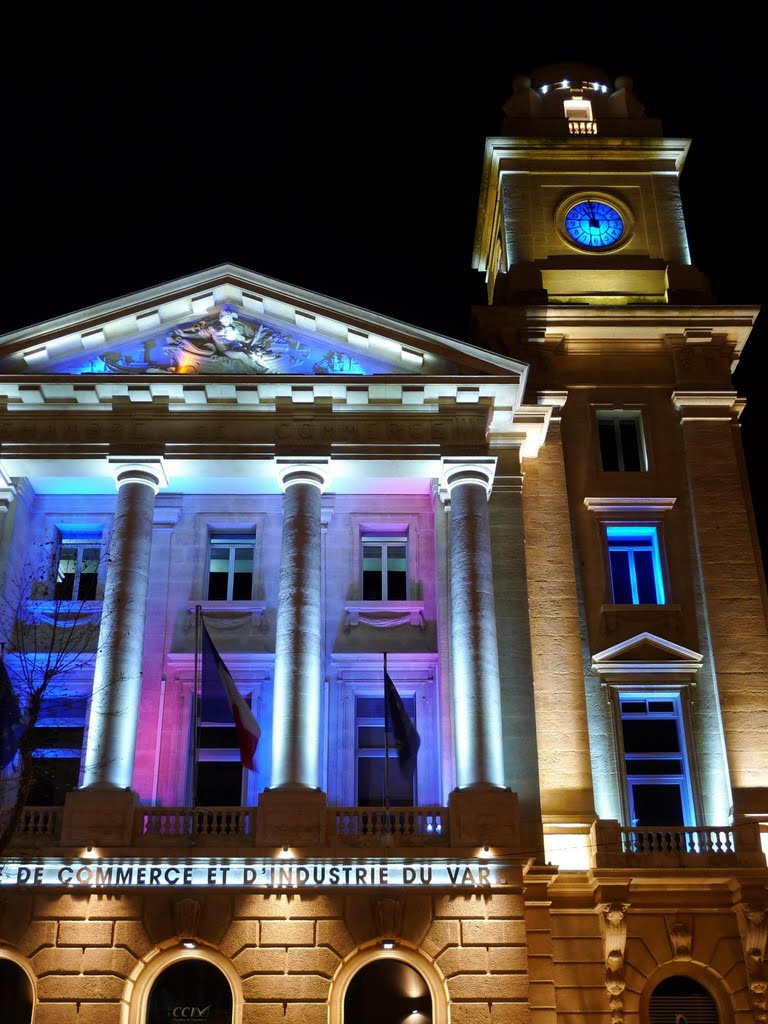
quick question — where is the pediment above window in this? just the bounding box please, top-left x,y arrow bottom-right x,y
592,631 -> 703,681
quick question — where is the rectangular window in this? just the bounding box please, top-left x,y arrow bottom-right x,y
207,535 -> 254,601
606,525 -> 666,604
362,537 -> 407,601
619,693 -> 693,827
355,694 -> 415,806
194,683 -> 254,806
28,693 -> 88,806
54,536 -> 101,601
598,412 -> 646,472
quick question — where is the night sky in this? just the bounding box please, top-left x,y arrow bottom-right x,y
2,20 -> 765,561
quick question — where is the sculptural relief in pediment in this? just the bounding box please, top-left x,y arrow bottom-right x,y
61,308 -> 391,377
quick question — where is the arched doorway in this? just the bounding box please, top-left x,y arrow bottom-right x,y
649,975 -> 720,1023
146,959 -> 233,1024
0,956 -> 34,1024
344,958 -> 432,1023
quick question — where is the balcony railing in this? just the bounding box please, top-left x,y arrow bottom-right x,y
330,806 -> 449,846
622,826 -> 735,856
591,819 -> 766,868
136,806 -> 254,843
5,806 -> 61,844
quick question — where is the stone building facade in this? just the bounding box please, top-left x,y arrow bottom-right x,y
1,64 -> 766,1023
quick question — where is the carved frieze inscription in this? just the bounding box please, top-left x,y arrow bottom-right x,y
0,407 -> 491,453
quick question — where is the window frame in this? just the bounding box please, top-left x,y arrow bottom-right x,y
361,535 -> 409,602
206,533 -> 256,603
596,409 -> 648,473
53,531 -> 104,602
329,659 -> 440,809
354,691 -> 418,807
190,670 -> 263,807
27,684 -> 91,806
611,686 -> 698,828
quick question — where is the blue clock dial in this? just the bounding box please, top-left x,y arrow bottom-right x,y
564,200 -> 624,249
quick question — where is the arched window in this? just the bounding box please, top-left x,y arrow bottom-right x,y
146,959 -> 232,1024
649,975 -> 720,1024
0,957 -> 34,1024
344,958 -> 432,1023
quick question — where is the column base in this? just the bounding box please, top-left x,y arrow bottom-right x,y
449,786 -> 520,848
256,787 -> 327,847
61,787 -> 138,847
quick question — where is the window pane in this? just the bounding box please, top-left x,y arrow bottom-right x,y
199,726 -> 239,748
363,546 -> 383,571
196,761 -> 243,806
626,758 -> 684,775
207,573 -> 229,600
634,550 -> 658,603
619,420 -> 642,471
387,569 -> 407,600
356,697 -> 385,719
32,727 -> 85,750
362,545 -> 383,600
355,695 -> 415,718
631,783 -> 684,826
358,726 -> 387,748
357,756 -> 414,807
27,757 -> 81,806
385,546 -> 408,600
232,546 -> 254,600
599,420 -> 620,471
55,547 -> 77,600
621,701 -> 647,715
648,700 -> 675,714
622,718 -> 680,753
609,549 -> 633,603
231,572 -> 252,601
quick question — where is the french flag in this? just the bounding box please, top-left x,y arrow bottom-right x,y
200,621 -> 261,771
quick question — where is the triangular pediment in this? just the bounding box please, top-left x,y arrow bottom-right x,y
0,264 -> 527,382
592,632 -> 703,678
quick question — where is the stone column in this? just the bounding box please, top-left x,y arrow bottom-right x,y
270,460 -> 329,790
82,460 -> 166,789
441,459 -> 505,790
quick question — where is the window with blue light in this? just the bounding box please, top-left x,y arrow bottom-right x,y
606,525 -> 666,605
619,693 -> 694,827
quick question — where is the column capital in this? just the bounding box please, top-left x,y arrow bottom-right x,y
275,457 -> 331,494
439,457 -> 496,501
107,457 -> 168,493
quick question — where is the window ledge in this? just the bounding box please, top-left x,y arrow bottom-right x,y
26,600 -> 103,626
601,603 -> 681,613
187,601 -> 267,631
345,601 -> 425,632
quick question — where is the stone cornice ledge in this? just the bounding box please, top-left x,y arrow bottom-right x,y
672,390 -> 742,421
584,496 -> 676,513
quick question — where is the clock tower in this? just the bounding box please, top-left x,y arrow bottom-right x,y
468,64 -> 767,868
473,63 -> 711,305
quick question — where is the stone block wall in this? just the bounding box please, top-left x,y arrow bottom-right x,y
0,882 -> 755,1023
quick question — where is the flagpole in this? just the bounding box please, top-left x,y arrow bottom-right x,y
383,651 -> 390,815
192,605 -> 202,807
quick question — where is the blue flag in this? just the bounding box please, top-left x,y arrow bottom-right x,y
384,669 -> 421,777
0,659 -> 24,769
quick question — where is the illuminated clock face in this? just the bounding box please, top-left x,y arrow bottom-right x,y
564,199 -> 624,249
